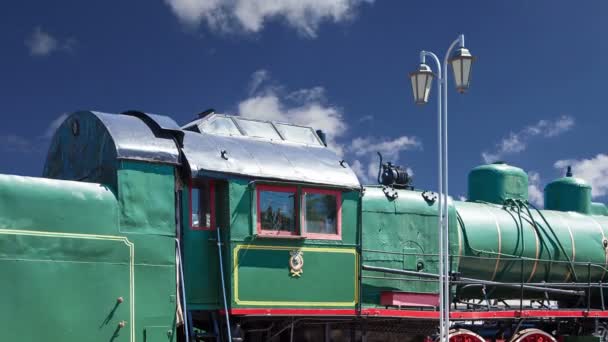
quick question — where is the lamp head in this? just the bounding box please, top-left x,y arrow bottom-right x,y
409,63 -> 434,105
449,47 -> 475,94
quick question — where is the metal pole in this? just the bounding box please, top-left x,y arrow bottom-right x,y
216,227 -> 233,342
421,50 -> 443,342
417,34 -> 466,341
440,34 -> 465,342
176,239 -> 190,342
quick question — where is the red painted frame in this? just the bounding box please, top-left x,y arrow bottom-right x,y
189,180 -> 216,230
227,308 -> 608,320
301,187 -> 342,240
256,184 -> 299,237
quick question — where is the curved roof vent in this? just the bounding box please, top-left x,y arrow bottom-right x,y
544,166 -> 591,214
468,162 -> 528,204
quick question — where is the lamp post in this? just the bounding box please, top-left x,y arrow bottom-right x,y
409,34 -> 474,342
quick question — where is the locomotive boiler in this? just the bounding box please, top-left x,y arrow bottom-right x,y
0,110 -> 607,342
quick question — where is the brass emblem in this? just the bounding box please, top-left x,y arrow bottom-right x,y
289,250 -> 304,277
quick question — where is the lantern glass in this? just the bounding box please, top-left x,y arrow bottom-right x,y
450,47 -> 474,93
462,58 -> 472,89
409,64 -> 434,105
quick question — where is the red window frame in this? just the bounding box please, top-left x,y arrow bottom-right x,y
301,188 -> 342,240
256,184 -> 299,237
189,180 -> 216,230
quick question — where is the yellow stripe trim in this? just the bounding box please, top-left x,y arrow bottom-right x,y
233,244 -> 358,306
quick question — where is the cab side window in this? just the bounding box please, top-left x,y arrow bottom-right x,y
302,188 -> 341,240
255,185 -> 342,240
190,180 -> 215,230
256,185 -> 298,237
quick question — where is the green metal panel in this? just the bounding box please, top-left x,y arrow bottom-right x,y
233,245 -> 357,307
182,185 -> 220,308
0,160 -> 178,341
591,202 -> 608,216
222,179 -> 360,309
116,162 -> 178,340
360,187 -> 459,307
0,174 -> 117,234
0,233 -> 132,342
118,161 -> 175,236
456,201 -> 608,298
144,327 -> 174,342
468,162 -> 528,204
545,176 -> 592,214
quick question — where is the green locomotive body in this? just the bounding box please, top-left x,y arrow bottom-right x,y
1,110 -> 607,341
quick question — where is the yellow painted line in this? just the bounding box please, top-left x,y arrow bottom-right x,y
457,218 -> 463,260
588,216 -> 608,281
0,228 -> 135,341
556,214 -> 576,283
482,207 -> 502,281
233,244 -> 357,306
527,218 -> 541,283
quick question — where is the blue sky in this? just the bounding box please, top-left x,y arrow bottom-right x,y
1,1 -> 608,206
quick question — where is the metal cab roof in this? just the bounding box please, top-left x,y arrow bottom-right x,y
181,113 -> 360,188
50,111 -> 360,189
91,111 -> 181,164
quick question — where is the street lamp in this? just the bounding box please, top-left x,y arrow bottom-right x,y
410,63 -> 434,105
410,34 -> 474,342
449,47 -> 475,93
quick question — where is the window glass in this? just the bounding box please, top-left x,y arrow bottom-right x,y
274,123 -> 321,145
304,192 -> 337,235
235,118 -> 281,140
259,190 -> 296,233
200,116 -> 242,136
191,182 -> 212,229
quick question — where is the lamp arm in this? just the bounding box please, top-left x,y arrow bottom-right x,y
419,51 -> 442,80
442,34 -> 464,81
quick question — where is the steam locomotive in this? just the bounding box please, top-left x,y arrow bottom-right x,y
1,110 -> 607,342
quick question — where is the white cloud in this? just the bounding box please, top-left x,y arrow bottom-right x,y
348,135 -> 420,183
43,113 -> 68,139
248,69 -> 270,94
237,70 -> 418,185
25,27 -> 57,56
527,171 -> 544,207
0,134 -> 34,153
358,115 -> 373,123
555,154 -> 608,198
25,27 -> 76,57
352,156 -> 415,185
164,0 -> 373,37
351,136 -> 421,158
1,114 -> 68,154
238,70 -> 347,154
482,115 -> 575,163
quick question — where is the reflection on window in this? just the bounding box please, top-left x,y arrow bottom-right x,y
191,181 -> 214,230
235,118 -> 281,140
258,187 -> 297,235
303,191 -> 338,235
274,123 -> 321,145
201,117 -> 242,136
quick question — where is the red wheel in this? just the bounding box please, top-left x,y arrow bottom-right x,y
510,329 -> 556,342
447,329 -> 485,342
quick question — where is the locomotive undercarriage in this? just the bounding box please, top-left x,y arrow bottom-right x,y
184,312 -> 607,342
